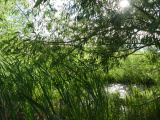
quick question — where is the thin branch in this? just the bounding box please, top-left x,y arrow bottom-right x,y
130,2 -> 156,20
135,95 -> 160,107
15,4 -> 29,22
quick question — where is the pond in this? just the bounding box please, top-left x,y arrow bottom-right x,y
105,83 -> 144,99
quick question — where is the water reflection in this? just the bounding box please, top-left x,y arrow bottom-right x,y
105,84 -> 144,98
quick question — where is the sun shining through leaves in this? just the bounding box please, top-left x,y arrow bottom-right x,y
119,0 -> 129,8
1,0 -> 160,120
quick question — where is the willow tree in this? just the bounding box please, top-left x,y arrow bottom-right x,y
31,0 -> 160,71
0,0 -> 160,119
1,0 -> 160,71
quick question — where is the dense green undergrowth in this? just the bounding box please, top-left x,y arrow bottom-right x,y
0,48 -> 160,120
109,51 -> 160,86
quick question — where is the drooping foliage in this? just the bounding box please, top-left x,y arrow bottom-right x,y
0,0 -> 160,119
1,0 -> 160,70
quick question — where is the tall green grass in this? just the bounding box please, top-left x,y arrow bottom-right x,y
0,50 -> 160,120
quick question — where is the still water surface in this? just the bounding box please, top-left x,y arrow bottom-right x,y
105,84 -> 144,98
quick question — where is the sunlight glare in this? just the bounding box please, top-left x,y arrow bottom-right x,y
119,0 -> 129,8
